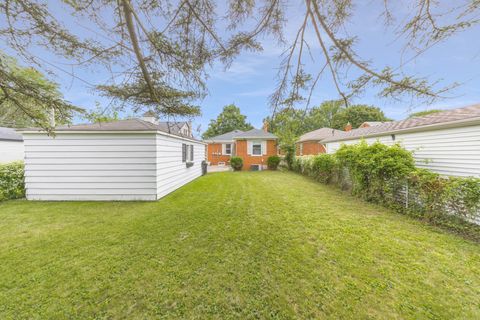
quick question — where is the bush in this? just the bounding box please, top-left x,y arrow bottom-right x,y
267,155 -> 281,170
282,145 -> 295,170
289,141 -> 480,239
230,156 -> 243,171
0,161 -> 25,201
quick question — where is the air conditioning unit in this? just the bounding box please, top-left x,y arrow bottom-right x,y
250,164 -> 261,171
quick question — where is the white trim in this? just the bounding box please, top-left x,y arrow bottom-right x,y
323,117 -> 480,143
20,130 -> 207,145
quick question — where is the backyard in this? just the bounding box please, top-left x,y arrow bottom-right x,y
0,171 -> 479,319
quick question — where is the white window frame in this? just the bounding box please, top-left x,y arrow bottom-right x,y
252,142 -> 262,156
224,143 -> 232,155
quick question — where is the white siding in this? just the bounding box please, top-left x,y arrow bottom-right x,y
156,134 -> 205,199
22,132 -> 207,201
23,133 -> 158,201
0,140 -> 24,163
326,124 -> 480,178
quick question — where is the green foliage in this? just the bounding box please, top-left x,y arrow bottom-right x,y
291,141 -> 480,234
230,156 -> 243,171
0,162 -> 25,201
0,52 -> 80,129
331,105 -> 390,129
83,104 -> 120,123
336,141 -> 415,201
267,155 -> 281,170
408,109 -> 443,118
202,104 -> 253,139
282,144 -> 295,170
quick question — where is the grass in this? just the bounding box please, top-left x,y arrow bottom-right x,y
0,171 -> 479,319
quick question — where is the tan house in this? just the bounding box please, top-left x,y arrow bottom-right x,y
205,128 -> 278,170
295,128 -> 342,156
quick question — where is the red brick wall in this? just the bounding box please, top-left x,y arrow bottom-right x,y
295,141 -> 326,156
207,143 -> 232,165
235,140 -> 278,170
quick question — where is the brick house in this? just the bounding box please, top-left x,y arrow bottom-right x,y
295,128 -> 341,156
205,128 -> 278,170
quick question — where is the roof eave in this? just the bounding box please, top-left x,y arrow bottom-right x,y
323,116 -> 480,143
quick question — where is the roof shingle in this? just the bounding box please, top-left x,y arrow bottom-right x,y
323,104 -> 480,143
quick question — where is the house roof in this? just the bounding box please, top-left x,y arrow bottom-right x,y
204,130 -> 245,142
297,128 -> 342,143
0,127 -> 23,141
360,121 -> 388,127
157,121 -> 189,136
323,104 -> 480,143
19,119 -> 203,143
233,128 -> 278,139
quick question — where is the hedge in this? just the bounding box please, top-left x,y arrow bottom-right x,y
0,161 -> 25,201
291,142 -> 480,239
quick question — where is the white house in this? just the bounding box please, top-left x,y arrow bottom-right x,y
19,118 -> 206,201
0,127 -> 24,163
323,104 -> 480,178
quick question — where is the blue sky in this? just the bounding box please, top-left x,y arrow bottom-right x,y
4,1 -> 479,135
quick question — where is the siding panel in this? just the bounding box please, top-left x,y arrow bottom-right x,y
23,133 -> 157,200
326,124 -> 480,177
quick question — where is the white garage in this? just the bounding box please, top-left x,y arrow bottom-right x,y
19,118 -> 206,201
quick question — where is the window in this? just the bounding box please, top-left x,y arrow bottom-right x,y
182,144 -> 187,162
224,143 -> 232,155
252,143 -> 262,155
190,145 -> 194,161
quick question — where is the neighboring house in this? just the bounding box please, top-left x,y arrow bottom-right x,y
205,130 -> 244,165
323,104 -> 480,177
18,117 -> 206,201
0,127 -> 24,163
205,128 -> 278,170
295,128 -> 342,156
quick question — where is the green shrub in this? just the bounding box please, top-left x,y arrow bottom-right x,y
282,145 -> 295,170
311,154 -> 337,183
290,141 -> 480,238
336,141 -> 415,202
267,155 -> 281,170
230,157 -> 243,171
0,161 -> 25,201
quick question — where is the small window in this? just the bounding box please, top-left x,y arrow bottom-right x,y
182,144 -> 187,162
252,143 -> 262,155
190,145 -> 194,161
225,143 -> 232,155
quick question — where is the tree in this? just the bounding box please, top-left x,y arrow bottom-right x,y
1,1 -> 477,129
0,52 -> 80,129
332,105 -> 390,130
305,100 -> 345,130
83,103 -> 120,123
202,104 -> 253,139
408,109 -> 442,118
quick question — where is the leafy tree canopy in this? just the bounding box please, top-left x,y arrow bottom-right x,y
408,109 -> 443,118
202,104 -> 253,139
0,52 -> 80,129
1,0 -> 477,130
332,105 -> 390,130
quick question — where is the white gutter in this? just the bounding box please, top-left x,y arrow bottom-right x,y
19,129 -> 207,145
322,116 -> 480,143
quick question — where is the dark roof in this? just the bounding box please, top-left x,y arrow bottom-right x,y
0,127 -> 23,141
157,121 -> 189,136
297,128 -> 342,143
323,104 -> 480,143
233,128 -> 278,139
204,130 -> 245,142
20,119 -> 202,142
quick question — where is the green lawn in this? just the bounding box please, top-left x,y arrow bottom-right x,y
0,171 -> 479,319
